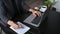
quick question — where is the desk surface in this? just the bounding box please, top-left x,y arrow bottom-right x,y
0,12 -> 40,34
9,7 -> 49,34
1,7 -> 58,34
15,12 -> 40,34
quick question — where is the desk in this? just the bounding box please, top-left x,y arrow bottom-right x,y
15,12 -> 41,34
15,8 -> 49,34
0,7 -> 50,34
0,12 -> 40,34
39,7 -> 60,34
0,8 -> 48,34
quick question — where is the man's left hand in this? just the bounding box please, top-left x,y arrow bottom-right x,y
29,9 -> 42,16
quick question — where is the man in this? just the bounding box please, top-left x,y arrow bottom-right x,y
0,0 -> 41,29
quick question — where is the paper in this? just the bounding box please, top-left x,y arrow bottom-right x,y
10,22 -> 30,34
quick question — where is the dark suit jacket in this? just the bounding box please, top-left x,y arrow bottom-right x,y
0,0 -> 30,26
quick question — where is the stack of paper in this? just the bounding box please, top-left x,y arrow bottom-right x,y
10,22 -> 30,34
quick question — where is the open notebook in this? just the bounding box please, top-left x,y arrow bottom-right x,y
10,22 -> 30,34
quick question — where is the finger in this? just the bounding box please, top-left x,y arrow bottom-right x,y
15,23 -> 21,28
17,22 -> 22,28
33,13 -> 36,16
14,25 -> 19,29
36,11 -> 41,16
33,11 -> 39,16
16,24 -> 20,28
12,26 -> 17,29
13,24 -> 19,29
36,12 -> 40,16
38,12 -> 42,16
18,24 -> 22,28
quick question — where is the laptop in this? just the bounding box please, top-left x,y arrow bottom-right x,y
23,13 -> 44,27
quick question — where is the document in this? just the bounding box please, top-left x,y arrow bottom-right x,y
10,22 -> 30,34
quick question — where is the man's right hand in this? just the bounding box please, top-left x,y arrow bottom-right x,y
7,20 -> 21,29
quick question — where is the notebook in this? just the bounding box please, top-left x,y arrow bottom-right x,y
10,22 -> 30,34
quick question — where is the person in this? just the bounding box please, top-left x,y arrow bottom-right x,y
0,0 -> 41,29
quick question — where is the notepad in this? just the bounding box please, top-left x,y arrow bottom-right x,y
10,22 -> 30,34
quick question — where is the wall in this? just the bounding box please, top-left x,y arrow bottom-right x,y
50,0 -> 60,12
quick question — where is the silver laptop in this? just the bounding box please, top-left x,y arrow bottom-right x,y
23,13 -> 44,27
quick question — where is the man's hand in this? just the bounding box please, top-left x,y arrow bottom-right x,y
7,20 -> 21,29
29,9 -> 41,16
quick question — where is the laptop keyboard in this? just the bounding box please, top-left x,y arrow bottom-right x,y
31,16 -> 41,25
24,13 -> 44,27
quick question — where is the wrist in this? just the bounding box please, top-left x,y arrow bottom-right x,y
7,20 -> 13,26
29,9 -> 34,12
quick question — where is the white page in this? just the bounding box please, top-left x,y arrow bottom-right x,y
10,22 -> 30,34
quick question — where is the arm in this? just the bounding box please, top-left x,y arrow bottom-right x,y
0,0 -> 9,26
21,1 -> 30,11
21,1 -> 41,16
0,1 -> 20,29
21,1 -> 36,13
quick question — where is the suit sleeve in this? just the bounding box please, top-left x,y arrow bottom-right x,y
21,1 -> 30,11
0,1 -> 9,26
